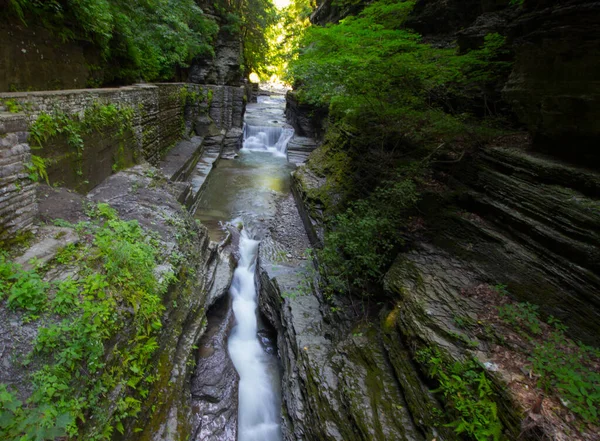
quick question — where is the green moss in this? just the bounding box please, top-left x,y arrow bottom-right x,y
1,99 -> 23,113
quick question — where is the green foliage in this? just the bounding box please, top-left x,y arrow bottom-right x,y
0,255 -> 49,316
319,178 -> 419,294
1,99 -> 23,113
26,155 -> 49,184
223,0 -> 278,77
0,204 -> 175,440
265,0 -> 314,80
498,300 -> 600,424
0,385 -> 72,441
416,347 -> 504,441
498,302 -> 542,336
5,0 -> 218,83
28,103 -> 134,179
288,0 -> 511,147
531,329 -> 600,424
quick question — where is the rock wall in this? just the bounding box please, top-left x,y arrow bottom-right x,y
258,267 -> 428,441
189,1 -> 244,86
0,83 -> 246,240
406,0 -> 600,163
285,91 -> 326,139
437,145 -> 600,344
0,112 -> 37,242
0,22 -> 98,92
503,0 -> 600,164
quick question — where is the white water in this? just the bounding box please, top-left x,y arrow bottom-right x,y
243,124 -> 294,157
227,231 -> 282,441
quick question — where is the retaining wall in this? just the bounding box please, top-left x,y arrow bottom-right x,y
0,83 -> 245,241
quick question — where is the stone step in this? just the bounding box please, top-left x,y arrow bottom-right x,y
187,149 -> 221,211
158,136 -> 204,182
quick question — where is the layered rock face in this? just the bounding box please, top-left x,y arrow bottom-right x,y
259,269 -> 427,441
441,146 -> 600,343
407,0 -> 600,164
285,91 -> 326,139
189,2 -> 243,86
503,0 -> 600,164
0,113 -> 37,242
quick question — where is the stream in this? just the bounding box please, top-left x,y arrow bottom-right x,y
194,94 -> 295,441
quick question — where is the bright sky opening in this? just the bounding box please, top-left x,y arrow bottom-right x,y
273,0 -> 290,9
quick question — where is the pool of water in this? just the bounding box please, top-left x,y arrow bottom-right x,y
194,149 -> 295,242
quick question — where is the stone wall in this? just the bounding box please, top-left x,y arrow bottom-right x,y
0,113 -> 37,242
0,83 -> 246,240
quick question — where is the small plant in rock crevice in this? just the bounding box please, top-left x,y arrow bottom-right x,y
415,346 -> 504,441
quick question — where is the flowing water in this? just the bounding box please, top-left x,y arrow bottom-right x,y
194,94 -> 293,441
228,233 -> 281,441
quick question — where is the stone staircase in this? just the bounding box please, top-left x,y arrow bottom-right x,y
158,129 -> 243,214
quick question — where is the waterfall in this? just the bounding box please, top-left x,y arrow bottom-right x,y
227,231 -> 282,441
243,124 -> 294,156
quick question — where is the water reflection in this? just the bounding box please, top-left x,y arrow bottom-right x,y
194,150 -> 294,241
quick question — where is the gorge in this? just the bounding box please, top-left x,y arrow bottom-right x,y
1,1 -> 599,441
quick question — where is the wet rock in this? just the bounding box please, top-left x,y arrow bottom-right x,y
190,295 -> 238,441
195,116 -> 221,138
285,91 -> 326,139
291,166 -> 325,248
258,267 -> 425,441
221,128 -> 243,159
286,136 -> 319,165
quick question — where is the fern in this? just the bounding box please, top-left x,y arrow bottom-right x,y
29,155 -> 49,185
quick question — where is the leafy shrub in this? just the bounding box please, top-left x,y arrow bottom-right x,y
531,331 -> 600,423
498,298 -> 600,424
288,0 -> 511,149
0,255 -> 49,315
6,0 -> 218,83
416,347 -> 504,441
497,302 -> 542,336
319,178 -> 419,294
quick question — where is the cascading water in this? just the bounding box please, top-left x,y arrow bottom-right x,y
195,93 -> 290,441
227,230 -> 282,441
243,124 -> 294,156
